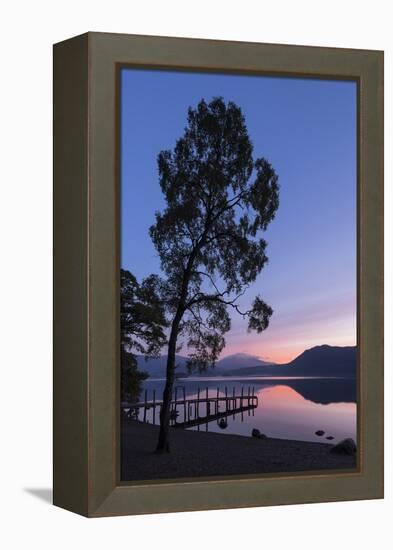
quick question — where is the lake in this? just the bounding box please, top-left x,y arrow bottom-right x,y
138,376 -> 357,444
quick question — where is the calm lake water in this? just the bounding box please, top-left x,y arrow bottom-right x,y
139,376 -> 357,444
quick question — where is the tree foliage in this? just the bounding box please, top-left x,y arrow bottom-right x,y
120,269 -> 167,402
150,97 -> 280,373
120,349 -> 148,405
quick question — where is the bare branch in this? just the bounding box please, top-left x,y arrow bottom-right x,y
187,306 -> 211,332
194,270 -> 223,295
185,287 -> 248,312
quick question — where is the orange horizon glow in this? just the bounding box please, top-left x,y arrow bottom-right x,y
219,323 -> 357,364
219,298 -> 357,364
220,339 -> 356,365
220,340 -> 356,365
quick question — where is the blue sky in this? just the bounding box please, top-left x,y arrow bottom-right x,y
120,68 -> 357,363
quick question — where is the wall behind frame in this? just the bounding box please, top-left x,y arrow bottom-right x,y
1,0 -> 391,549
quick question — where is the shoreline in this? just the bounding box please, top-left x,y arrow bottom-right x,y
121,421 -> 357,481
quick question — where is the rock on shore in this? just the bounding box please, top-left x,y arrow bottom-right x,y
121,420 -> 357,481
330,438 -> 357,455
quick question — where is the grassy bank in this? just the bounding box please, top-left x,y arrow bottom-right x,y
121,421 -> 356,481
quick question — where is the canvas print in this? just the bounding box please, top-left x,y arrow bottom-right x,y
119,68 -> 357,481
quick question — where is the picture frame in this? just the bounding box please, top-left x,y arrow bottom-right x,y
53,32 -> 383,517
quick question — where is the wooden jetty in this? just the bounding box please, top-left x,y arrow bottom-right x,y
121,386 -> 258,430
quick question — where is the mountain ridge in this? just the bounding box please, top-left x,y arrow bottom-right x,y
136,352 -> 272,377
222,345 -> 356,377
136,345 -> 356,378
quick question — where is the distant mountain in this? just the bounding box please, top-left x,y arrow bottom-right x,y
216,353 -> 274,371
223,345 -> 357,378
136,355 -> 189,378
136,352 -> 273,378
136,345 -> 356,379
282,345 -> 357,377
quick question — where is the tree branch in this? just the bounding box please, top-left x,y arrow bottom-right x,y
194,270 -> 223,295
185,287 -> 248,313
187,306 -> 211,332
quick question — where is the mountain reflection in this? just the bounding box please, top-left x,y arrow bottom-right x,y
271,377 -> 356,405
175,376 -> 356,406
140,376 -> 356,443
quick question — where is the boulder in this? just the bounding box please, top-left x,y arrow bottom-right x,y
315,430 -> 325,436
325,436 -> 334,440
252,428 -> 261,438
330,438 -> 357,455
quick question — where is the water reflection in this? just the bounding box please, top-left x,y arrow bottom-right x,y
139,377 -> 357,443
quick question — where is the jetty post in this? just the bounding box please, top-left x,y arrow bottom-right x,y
143,389 -> 147,423
152,389 -> 156,425
123,384 -> 259,430
205,387 -> 209,432
183,386 -> 186,424
197,387 -> 200,430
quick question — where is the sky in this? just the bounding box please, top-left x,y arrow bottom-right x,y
120,68 -> 357,364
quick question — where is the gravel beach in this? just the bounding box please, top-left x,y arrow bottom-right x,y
121,420 -> 357,481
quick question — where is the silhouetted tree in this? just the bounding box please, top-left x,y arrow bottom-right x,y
120,349 -> 148,406
120,269 -> 167,403
150,98 -> 279,452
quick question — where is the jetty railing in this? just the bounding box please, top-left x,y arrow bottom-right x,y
121,386 -> 258,430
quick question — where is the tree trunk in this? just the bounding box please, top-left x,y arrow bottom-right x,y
155,236 -> 206,452
155,315 -> 181,453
